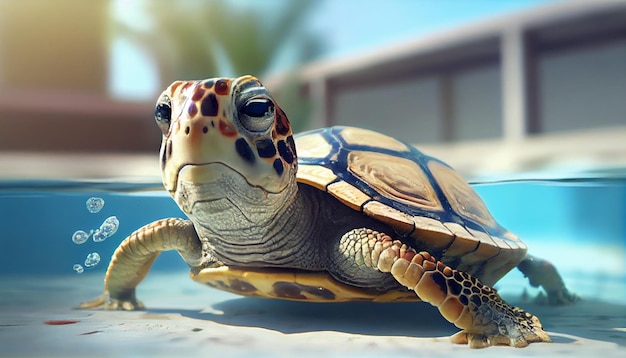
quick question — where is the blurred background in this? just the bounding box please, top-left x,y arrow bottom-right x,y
0,0 -> 625,180
0,1 -> 624,309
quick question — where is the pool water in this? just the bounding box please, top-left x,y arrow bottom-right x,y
0,177 -> 625,356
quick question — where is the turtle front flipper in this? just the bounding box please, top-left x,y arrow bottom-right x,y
78,218 -> 202,310
518,254 -> 579,305
331,228 -> 551,348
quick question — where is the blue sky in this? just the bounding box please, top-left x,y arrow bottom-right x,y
307,0 -> 558,58
110,0 -> 559,101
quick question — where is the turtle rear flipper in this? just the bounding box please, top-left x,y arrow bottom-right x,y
518,254 -> 579,305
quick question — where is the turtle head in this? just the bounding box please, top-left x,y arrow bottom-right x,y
155,75 -> 298,216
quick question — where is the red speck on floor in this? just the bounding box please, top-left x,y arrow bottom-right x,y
43,320 -> 79,325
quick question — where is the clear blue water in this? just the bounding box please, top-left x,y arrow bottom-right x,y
0,177 -> 624,303
1,176 -> 625,357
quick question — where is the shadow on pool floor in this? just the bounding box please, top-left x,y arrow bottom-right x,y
1,272 -> 624,357
146,296 -> 624,344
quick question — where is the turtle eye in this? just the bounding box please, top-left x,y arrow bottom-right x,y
242,98 -> 273,118
239,98 -> 274,132
154,102 -> 172,134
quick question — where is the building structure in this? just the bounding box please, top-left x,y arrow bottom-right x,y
0,0 -> 624,179
269,0 -> 626,177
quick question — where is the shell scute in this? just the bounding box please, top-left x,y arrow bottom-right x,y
294,132 -> 333,159
411,216 -> 455,249
339,126 -> 410,152
363,201 -> 415,236
457,228 -> 501,268
326,181 -> 370,211
441,223 -> 480,257
297,164 -> 337,190
294,126 -> 527,286
347,151 -> 443,211
428,161 -> 497,229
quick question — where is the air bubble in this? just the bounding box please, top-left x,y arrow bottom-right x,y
100,216 -> 119,236
72,230 -> 90,245
84,252 -> 101,268
92,229 -> 105,243
92,216 -> 119,242
86,197 -> 105,213
73,264 -> 84,274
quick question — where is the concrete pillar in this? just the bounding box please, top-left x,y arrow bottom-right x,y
309,77 -> 328,128
501,26 -> 527,141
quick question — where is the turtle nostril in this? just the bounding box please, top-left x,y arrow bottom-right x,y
202,126 -> 208,134
185,126 -> 190,135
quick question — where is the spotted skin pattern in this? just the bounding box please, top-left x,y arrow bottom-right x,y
155,76 -> 297,194
80,75 -> 576,349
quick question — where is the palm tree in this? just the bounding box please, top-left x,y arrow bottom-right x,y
115,0 -> 323,130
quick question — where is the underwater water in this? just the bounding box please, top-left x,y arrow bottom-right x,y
0,176 -> 625,357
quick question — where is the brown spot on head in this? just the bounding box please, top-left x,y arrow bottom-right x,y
170,81 -> 184,94
215,79 -> 230,95
182,81 -> 193,91
218,119 -> 238,137
275,107 -> 291,135
187,103 -> 198,117
191,88 -> 205,101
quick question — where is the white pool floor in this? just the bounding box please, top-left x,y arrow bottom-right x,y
1,271 -> 625,358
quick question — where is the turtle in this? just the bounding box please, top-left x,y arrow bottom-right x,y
80,75 -> 577,348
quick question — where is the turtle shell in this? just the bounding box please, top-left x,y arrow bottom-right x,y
191,266 -> 418,302
295,126 -> 527,287
192,126 -> 527,302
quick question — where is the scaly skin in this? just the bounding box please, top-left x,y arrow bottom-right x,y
79,75 -> 560,348
79,218 -> 202,310
331,228 -> 550,348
